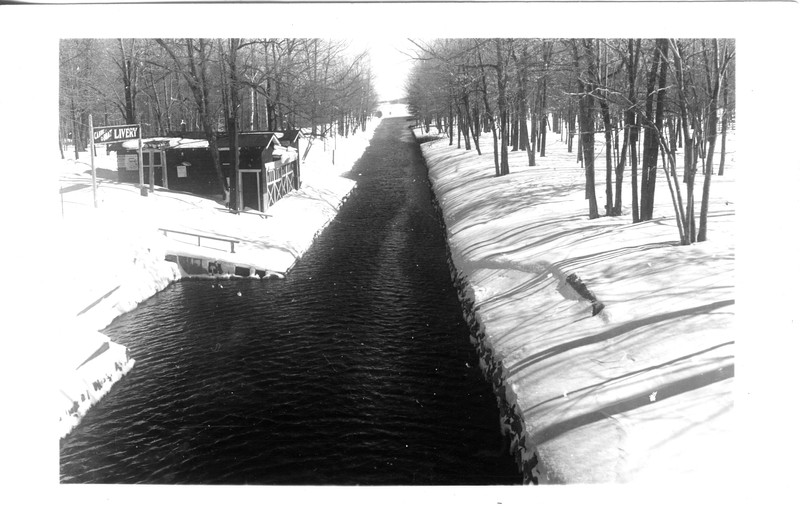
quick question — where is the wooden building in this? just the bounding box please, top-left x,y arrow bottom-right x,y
112,131 -> 300,212
115,136 -> 218,196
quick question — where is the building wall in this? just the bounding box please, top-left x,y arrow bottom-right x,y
165,149 -> 224,195
116,148 -> 223,196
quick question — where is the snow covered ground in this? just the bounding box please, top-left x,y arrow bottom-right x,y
418,125 -> 735,484
54,116 -> 381,437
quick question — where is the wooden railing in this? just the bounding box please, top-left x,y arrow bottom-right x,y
264,159 -> 298,208
158,228 -> 240,253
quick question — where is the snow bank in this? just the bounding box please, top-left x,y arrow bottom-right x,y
56,325 -> 135,438
418,125 -> 735,484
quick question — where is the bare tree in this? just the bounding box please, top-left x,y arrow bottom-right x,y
698,39 -> 734,242
115,39 -> 139,124
572,39 -> 600,219
639,38 -> 670,222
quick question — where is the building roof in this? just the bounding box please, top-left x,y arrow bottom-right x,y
119,137 -> 209,151
116,133 -> 282,151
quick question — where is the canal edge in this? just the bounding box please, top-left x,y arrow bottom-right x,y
423,166 -> 542,486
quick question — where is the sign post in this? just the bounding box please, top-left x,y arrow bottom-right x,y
88,114 -> 97,208
139,131 -> 145,196
149,142 -> 154,194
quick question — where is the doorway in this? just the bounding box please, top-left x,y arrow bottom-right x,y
142,150 -> 167,188
238,169 -> 262,211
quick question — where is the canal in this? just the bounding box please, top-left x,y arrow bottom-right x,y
59,117 -> 522,485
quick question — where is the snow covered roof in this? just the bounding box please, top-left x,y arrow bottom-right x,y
272,144 -> 298,162
119,137 -> 209,151
117,133 -> 284,151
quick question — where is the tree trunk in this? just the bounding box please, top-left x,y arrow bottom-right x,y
118,39 -> 137,125
539,42 -> 552,158
461,112 -> 471,150
639,44 -> 659,220
448,99 -> 454,146
650,39 -> 669,203
520,113 -> 533,166
250,85 -> 258,130
70,96 -> 80,159
698,39 -> 724,242
539,115 -> 547,157
266,78 -> 276,131
600,96 -> 614,216
461,92 -> 472,150
477,47 -> 500,176
631,115 -> 639,221
671,39 -> 697,243
511,114 -> 519,151
613,116 -> 620,170
640,39 -> 669,221
627,39 -> 641,223
614,117 -> 629,216
667,116 -> 677,158
455,103 -> 462,149
530,100 -> 537,167
511,46 -> 535,167
692,116 -> 702,176
718,67 -> 729,176
471,88 -> 482,154
576,39 -> 599,219
495,40 -> 509,176
580,90 -> 599,219
567,100 -> 575,153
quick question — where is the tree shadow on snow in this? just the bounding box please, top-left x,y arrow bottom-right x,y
445,178 -> 583,229
507,298 -> 734,377
524,340 -> 734,415
532,362 -> 734,446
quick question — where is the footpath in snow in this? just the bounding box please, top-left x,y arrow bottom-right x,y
54,107 -> 399,438
417,125 -> 735,484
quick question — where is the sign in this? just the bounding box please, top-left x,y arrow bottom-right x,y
177,165 -> 188,178
117,154 -> 138,171
144,140 -> 170,150
93,124 -> 140,144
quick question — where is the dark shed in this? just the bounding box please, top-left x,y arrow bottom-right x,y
112,132 -> 283,205
114,137 -> 220,196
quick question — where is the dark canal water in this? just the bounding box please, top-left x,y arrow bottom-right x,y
59,117 -> 522,485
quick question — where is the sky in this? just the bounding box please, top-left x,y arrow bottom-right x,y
353,39 -> 419,102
